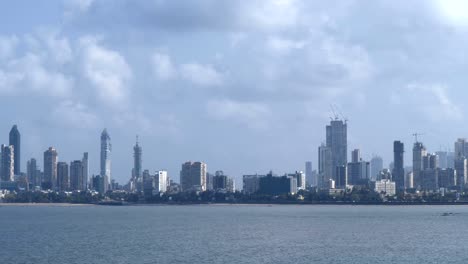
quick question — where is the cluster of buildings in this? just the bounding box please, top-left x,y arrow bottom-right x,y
4,117 -> 468,199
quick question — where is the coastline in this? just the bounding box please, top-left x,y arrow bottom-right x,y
0,203 -> 95,207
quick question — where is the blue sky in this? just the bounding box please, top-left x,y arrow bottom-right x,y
1,0 -> 468,185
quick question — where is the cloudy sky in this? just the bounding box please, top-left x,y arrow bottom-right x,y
1,0 -> 468,185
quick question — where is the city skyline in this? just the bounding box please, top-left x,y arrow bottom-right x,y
3,1 -> 468,185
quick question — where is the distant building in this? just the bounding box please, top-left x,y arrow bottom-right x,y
287,171 -> 306,190
180,161 -> 207,191
435,151 -> 448,169
438,168 -> 456,189
347,149 -> 370,186
9,125 -> 20,175
27,158 -> 40,188
370,156 -> 383,180
43,147 -> 58,190
213,171 -> 228,190
412,141 -> 427,190
258,172 -> 297,195
392,141 -> 405,193
454,157 -> 467,190
318,144 -> 332,188
82,152 -> 89,190
156,170 -> 168,193
405,172 -> 414,189
335,165 -> 347,189
70,160 -> 84,191
0,145 -> 14,182
57,162 -> 69,192
326,119 -> 347,182
133,137 -> 142,192
100,129 -> 111,192
455,138 -> 468,158
373,179 -> 396,196
243,174 -> 262,194
305,161 -> 315,187
91,175 -> 105,194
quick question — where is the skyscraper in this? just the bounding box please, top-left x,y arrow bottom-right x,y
82,152 -> 89,190
392,141 -> 405,193
9,125 -> 20,175
57,162 -> 69,192
1,144 -> 14,182
347,149 -> 370,186
180,161 -> 207,191
455,138 -> 468,158
326,119 -> 347,181
305,161 -> 314,187
318,144 -> 332,188
70,160 -> 84,191
133,136 -> 142,191
412,142 -> 427,190
100,129 -> 111,192
370,156 -> 383,180
27,158 -> 39,187
43,147 -> 58,190
351,149 -> 361,163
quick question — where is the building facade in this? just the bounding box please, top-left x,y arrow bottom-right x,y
43,147 -> 58,190
9,125 -> 20,175
1,144 -> 14,182
57,162 -> 69,192
180,161 -> 207,191
100,129 -> 111,192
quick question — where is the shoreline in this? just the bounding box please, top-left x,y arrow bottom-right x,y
0,203 -> 95,207
3,202 -> 468,207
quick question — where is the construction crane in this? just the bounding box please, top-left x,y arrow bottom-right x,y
412,132 -> 424,143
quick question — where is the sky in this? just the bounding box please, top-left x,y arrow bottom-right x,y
1,0 -> 468,186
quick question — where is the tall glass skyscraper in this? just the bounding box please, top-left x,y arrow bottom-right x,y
133,136 -> 142,191
325,119 -> 347,182
9,125 -> 20,175
100,129 -> 111,191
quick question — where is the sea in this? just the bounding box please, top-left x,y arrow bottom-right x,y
1,204 -> 468,264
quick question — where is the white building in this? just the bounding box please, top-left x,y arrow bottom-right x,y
156,170 -> 168,193
100,129 -> 111,192
373,179 -> 396,196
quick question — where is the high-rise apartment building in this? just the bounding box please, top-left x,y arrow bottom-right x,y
43,147 -> 58,190
326,119 -> 347,181
180,161 -> 207,191
370,156 -> 383,180
70,160 -> 84,191
100,129 -> 111,192
57,162 -> 69,192
27,158 -> 39,187
318,144 -> 332,188
412,142 -> 427,190
133,137 -> 142,192
82,152 -> 89,190
9,125 -> 20,175
1,144 -> 14,182
392,141 -> 405,193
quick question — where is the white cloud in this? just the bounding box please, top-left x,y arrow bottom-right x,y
0,53 -> 73,97
151,52 -> 177,81
206,99 -> 271,129
52,100 -> 98,128
43,31 -> 73,64
321,37 -> 373,82
0,35 -> 18,60
267,36 -> 306,54
391,83 -> 463,121
180,63 -> 224,86
245,0 -> 300,30
80,37 -> 132,106
433,0 -> 468,27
